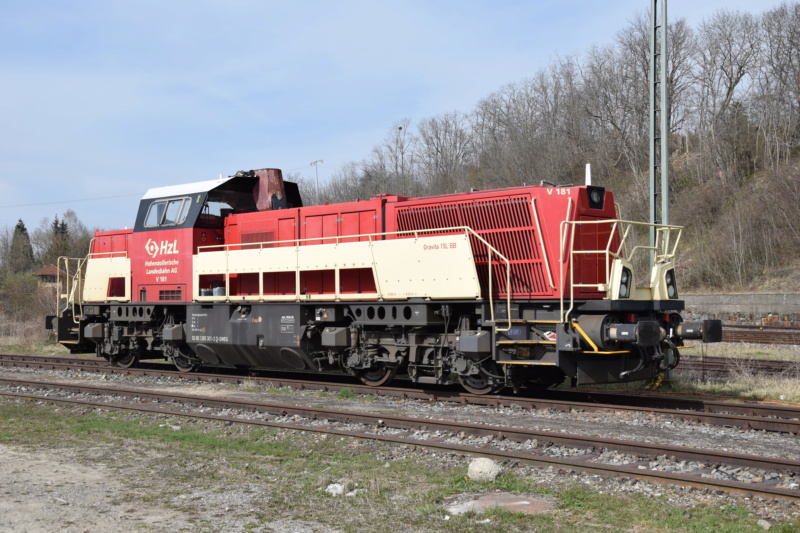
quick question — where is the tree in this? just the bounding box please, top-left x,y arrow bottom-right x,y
31,209 -> 94,267
691,9 -> 761,184
755,2 -> 800,167
8,219 -> 35,274
416,111 -> 474,194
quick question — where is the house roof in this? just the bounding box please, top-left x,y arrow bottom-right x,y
33,264 -> 66,278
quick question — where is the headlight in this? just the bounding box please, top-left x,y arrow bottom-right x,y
665,269 -> 678,299
619,267 -> 632,299
587,186 -> 605,210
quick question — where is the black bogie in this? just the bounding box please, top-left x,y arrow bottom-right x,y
53,296 -> 687,393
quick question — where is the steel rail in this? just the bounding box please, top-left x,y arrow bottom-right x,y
722,325 -> 800,345
0,376 -> 798,502
2,353 -> 799,434
679,354 -> 800,378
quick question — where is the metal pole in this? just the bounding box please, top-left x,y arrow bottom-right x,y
649,0 -> 669,263
660,0 -> 669,227
310,159 -> 323,204
649,0 -> 658,269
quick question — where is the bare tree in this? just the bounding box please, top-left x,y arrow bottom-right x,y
584,43 -> 649,182
415,111 -> 474,194
691,9 -> 762,184
755,2 -> 800,167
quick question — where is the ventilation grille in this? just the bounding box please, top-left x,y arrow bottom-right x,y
396,196 -> 551,297
159,290 -> 182,301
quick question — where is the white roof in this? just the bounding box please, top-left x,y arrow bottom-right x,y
142,176 -> 236,200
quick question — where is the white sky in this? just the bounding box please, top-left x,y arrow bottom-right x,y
0,0 -> 788,232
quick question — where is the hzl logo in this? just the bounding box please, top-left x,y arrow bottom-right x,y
145,239 -> 179,258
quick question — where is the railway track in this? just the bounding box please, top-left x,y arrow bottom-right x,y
2,353 -> 799,434
723,325 -> 800,345
678,354 -> 800,379
0,375 -> 797,502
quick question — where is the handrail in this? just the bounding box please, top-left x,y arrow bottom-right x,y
197,225 -> 514,332
558,219 -> 683,323
56,238 -> 106,323
558,199 -> 575,321
87,250 -> 129,259
57,255 -> 87,324
531,197 -> 556,290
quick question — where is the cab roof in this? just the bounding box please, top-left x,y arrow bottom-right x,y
141,176 -> 237,200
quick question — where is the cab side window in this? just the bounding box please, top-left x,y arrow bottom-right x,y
144,197 -> 190,227
163,199 -> 188,225
145,202 -> 165,227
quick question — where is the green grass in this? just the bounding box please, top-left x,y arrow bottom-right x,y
0,339 -> 71,355
336,387 -> 357,400
0,399 -> 796,532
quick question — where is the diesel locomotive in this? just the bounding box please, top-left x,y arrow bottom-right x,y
48,168 -> 721,393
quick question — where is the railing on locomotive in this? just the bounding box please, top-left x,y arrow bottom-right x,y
57,239 -> 132,323
558,216 -> 683,323
57,255 -> 87,324
196,226 -> 514,332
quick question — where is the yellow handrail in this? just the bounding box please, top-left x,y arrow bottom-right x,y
558,219 -> 683,323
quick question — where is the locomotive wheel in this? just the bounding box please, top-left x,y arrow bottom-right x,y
458,360 -> 505,395
167,343 -> 200,373
111,351 -> 139,369
172,354 -> 200,373
358,365 -> 397,387
458,374 -> 497,395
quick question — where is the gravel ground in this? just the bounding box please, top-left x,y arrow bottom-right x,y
0,440 -> 346,532
0,364 -> 798,530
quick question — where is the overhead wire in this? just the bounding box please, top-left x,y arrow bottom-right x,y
0,193 -> 143,209
0,162 -> 326,209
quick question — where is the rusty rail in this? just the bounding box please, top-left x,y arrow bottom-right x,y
1,376 -> 798,501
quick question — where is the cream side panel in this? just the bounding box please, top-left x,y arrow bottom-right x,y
192,234 -> 481,300
296,242 -> 375,271
259,247 -> 300,272
83,257 -> 131,302
225,249 -> 264,274
205,247 -> 302,275
372,234 -> 480,299
194,251 -> 229,275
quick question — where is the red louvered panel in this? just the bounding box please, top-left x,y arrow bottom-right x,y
240,231 -> 274,250
395,194 -> 553,298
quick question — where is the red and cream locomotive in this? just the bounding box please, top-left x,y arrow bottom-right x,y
49,168 -> 720,393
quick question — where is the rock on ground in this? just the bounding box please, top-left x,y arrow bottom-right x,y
467,457 -> 502,482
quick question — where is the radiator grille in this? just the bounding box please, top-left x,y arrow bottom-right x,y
159,290 -> 182,301
396,195 -> 551,297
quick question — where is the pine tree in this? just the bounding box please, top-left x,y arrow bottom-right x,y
43,215 -> 71,266
9,219 -> 35,273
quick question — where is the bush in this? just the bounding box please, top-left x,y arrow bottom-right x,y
0,274 -> 57,345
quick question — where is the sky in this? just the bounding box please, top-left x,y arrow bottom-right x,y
0,0 -> 788,233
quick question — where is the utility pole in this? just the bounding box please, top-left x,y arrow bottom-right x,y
650,0 -> 669,267
651,0 -> 672,381
310,159 -> 323,204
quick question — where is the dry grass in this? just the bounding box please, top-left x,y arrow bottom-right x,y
0,321 -> 53,347
674,342 -> 800,402
673,374 -> 800,404
683,341 -> 800,361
